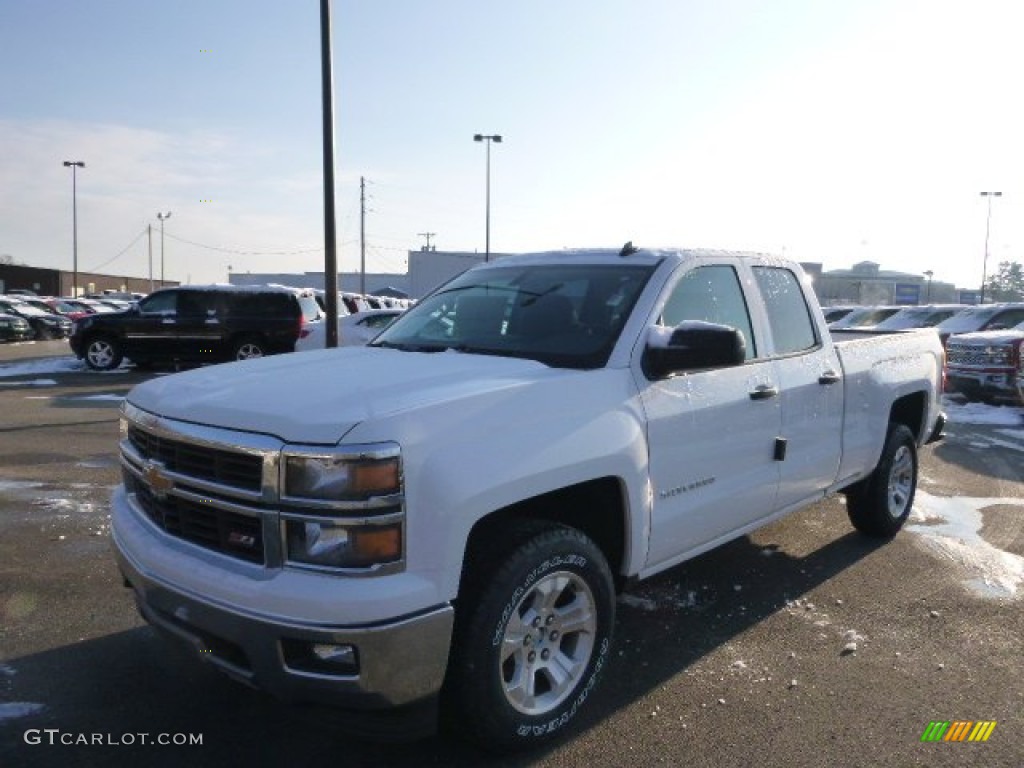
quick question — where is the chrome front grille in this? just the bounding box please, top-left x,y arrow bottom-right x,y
946,346 -> 1008,367
120,403 -> 280,565
127,425 -> 263,492
124,472 -> 265,563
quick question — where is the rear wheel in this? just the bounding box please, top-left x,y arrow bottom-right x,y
83,335 -> 123,371
232,335 -> 267,361
446,522 -> 615,751
845,423 -> 917,537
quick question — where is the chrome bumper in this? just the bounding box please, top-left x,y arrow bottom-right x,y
114,535 -> 454,714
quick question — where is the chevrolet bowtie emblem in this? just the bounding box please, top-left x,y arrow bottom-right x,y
143,460 -> 174,499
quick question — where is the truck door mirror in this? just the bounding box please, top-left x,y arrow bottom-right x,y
642,322 -> 746,379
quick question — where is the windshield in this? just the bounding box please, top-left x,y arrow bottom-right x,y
936,307 -> 999,333
371,262 -> 656,369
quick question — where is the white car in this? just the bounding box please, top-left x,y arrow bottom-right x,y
294,308 -> 402,351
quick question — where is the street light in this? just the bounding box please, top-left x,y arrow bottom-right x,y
62,161 -> 85,296
923,270 -> 933,303
157,211 -> 172,286
473,133 -> 502,261
980,191 -> 1002,304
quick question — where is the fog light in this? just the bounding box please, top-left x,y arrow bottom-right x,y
312,643 -> 356,664
281,639 -> 359,676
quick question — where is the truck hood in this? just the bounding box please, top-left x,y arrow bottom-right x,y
948,329 -> 1024,346
125,347 -> 556,444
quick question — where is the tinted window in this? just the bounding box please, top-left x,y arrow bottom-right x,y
177,291 -> 220,317
230,292 -> 293,316
660,265 -> 756,360
752,267 -> 817,355
139,291 -> 177,314
988,309 -> 1024,329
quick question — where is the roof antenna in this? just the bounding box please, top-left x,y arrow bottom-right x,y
619,241 -> 638,257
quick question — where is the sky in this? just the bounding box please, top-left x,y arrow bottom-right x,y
2,0 -> 1023,291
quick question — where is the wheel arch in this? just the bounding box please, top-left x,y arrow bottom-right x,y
889,390 -> 927,442
460,477 -> 629,597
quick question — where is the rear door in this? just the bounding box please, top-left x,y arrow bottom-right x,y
751,265 -> 843,509
641,261 -> 782,568
174,290 -> 224,359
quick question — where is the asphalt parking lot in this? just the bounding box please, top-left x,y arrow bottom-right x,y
0,340 -> 1022,767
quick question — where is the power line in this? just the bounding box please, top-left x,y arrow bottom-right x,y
85,227 -> 148,272
163,231 -> 324,256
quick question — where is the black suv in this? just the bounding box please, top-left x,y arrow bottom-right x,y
70,285 -> 322,370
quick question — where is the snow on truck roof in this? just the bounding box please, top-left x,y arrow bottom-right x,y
479,246 -> 782,269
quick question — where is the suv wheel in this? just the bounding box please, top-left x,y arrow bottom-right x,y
84,335 -> 124,371
232,335 -> 267,361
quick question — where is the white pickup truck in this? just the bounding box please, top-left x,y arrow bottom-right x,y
112,247 -> 945,749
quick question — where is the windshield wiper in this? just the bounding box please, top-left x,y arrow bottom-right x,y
370,341 -> 447,353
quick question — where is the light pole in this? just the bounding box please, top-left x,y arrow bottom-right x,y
63,161 -> 85,296
980,191 -> 1002,304
157,211 -> 172,286
923,270 -> 933,303
473,133 -> 502,261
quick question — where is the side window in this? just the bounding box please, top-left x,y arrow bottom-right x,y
139,291 -> 177,315
991,309 -> 1024,329
177,291 -> 218,317
660,265 -> 756,360
752,267 -> 817,355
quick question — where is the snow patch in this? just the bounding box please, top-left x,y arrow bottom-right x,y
0,378 -> 58,387
0,702 -> 44,721
619,594 -> 659,611
943,399 -> 1024,426
909,490 -> 1024,599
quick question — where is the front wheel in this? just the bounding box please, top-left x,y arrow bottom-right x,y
446,522 -> 615,751
83,336 -> 124,371
845,423 -> 917,537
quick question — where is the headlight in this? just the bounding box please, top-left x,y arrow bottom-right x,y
284,518 -> 402,569
283,447 -> 401,502
281,443 -> 404,571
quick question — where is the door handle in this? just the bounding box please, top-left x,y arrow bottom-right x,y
818,370 -> 841,385
749,385 -> 779,400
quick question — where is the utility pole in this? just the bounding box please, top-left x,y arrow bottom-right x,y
418,232 -> 436,251
320,0 -> 339,347
147,224 -> 153,292
360,176 -> 366,296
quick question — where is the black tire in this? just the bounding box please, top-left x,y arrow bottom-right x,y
845,423 -> 917,537
83,335 -> 124,371
446,521 -> 615,752
231,335 -> 267,361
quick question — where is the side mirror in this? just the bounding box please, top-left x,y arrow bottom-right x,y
643,322 -> 746,380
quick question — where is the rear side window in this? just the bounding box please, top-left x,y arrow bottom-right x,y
177,291 -> 219,317
229,292 -> 295,317
752,267 -> 817,355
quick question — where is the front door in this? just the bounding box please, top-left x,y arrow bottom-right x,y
640,262 -> 782,569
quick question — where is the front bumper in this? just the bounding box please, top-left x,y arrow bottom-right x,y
946,369 -> 1020,403
113,501 -> 454,716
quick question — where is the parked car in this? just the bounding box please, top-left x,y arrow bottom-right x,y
113,247 -> 944,750
0,296 -> 73,339
822,305 -> 861,324
45,298 -> 96,321
945,319 -> 1024,403
70,284 -> 323,370
0,311 -> 34,342
827,305 -> 903,330
934,303 -> 1024,346
869,304 -> 968,332
295,308 -> 403,352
